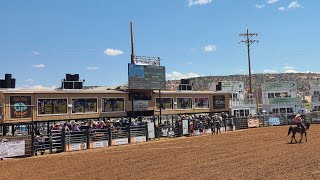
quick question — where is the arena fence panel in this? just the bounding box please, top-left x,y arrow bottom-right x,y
130,124 -> 147,143
110,126 -> 129,145
89,129 -> 109,149
65,131 -> 88,152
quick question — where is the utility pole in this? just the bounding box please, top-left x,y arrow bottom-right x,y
130,21 -> 135,122
130,22 -> 135,64
239,29 -> 259,94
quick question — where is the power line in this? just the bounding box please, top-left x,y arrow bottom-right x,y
239,29 -> 259,94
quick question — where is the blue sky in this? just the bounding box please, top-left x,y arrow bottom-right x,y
0,0 -> 318,88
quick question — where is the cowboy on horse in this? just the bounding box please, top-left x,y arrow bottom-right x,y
294,114 -> 307,132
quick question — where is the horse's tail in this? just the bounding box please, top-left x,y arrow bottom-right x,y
288,126 -> 293,136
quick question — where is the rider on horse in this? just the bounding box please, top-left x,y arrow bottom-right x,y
294,114 -> 307,132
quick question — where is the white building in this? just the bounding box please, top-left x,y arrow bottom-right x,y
309,80 -> 320,111
217,81 -> 256,117
261,81 -> 302,114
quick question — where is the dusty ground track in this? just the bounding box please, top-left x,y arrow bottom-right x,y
1,125 -> 320,180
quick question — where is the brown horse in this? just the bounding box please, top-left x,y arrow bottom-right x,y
287,122 -> 310,143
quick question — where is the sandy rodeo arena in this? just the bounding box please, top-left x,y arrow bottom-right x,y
1,125 -> 320,180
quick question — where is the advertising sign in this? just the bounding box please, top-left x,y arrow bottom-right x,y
10,96 -> 32,118
131,136 -> 147,143
102,98 -> 125,112
269,97 -> 302,105
182,119 -> 189,135
264,82 -> 296,91
112,138 -> 129,145
177,98 -> 192,109
156,98 -> 173,110
221,81 -> 244,92
66,143 -> 87,152
72,98 -> 97,113
133,56 -> 160,66
38,99 -> 68,115
128,64 -> 166,90
133,100 -> 149,111
268,117 -> 280,126
0,140 -> 25,158
90,141 -> 108,149
147,122 -> 155,139
213,95 -> 226,109
247,118 -> 260,128
194,97 -> 209,109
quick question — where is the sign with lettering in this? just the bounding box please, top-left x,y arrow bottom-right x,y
133,100 -> 149,111
10,96 -> 32,118
264,82 -> 296,91
128,64 -> 166,90
0,140 -> 25,158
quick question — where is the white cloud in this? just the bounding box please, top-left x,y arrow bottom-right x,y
33,51 -> 40,56
288,1 -> 302,9
284,69 -> 299,73
283,66 -> 295,69
32,64 -> 45,68
263,69 -> 278,73
187,62 -> 193,65
166,71 -> 200,80
255,4 -> 265,9
25,78 -> 34,82
267,0 -> 279,4
204,44 -> 217,52
104,48 -> 124,56
188,0 -> 212,7
86,66 -> 99,70
278,7 -> 286,11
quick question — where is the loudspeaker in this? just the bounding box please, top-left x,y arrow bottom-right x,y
6,80 -> 11,88
180,79 -> 190,85
66,74 -> 72,81
179,85 -> 187,90
63,82 -> 73,89
10,79 -> 16,88
73,82 -> 83,89
73,74 -> 80,81
0,80 -> 5,88
5,74 -> 12,80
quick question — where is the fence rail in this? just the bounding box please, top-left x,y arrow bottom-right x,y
2,113 -> 319,159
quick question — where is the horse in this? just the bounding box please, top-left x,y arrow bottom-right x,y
287,122 -> 310,143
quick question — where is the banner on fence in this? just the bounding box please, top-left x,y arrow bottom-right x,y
247,118 -> 260,128
66,143 -> 87,152
0,140 -> 25,158
268,117 -> 281,126
112,138 -> 128,145
182,119 -> 189,135
130,136 -> 146,143
147,122 -> 155,139
90,141 -> 108,149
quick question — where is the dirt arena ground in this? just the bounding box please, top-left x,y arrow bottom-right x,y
1,125 -> 320,180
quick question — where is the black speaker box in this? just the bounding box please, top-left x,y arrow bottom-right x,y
65,74 -> 71,81
5,74 -> 12,80
74,82 -> 83,89
0,80 -> 6,88
10,79 -> 16,88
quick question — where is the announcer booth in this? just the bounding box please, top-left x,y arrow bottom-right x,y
261,81 -> 302,114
